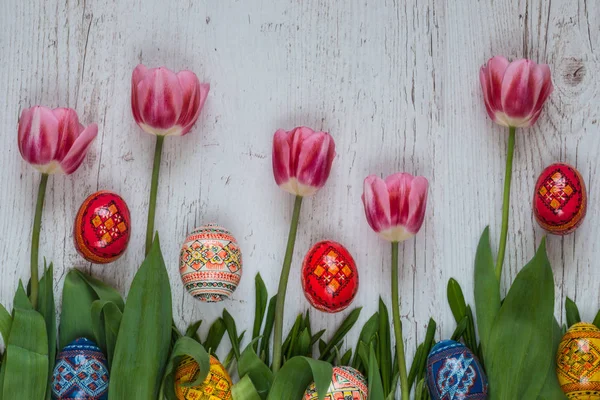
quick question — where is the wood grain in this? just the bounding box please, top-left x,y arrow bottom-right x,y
0,0 -> 599,391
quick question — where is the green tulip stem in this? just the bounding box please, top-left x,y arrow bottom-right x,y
391,241 -> 410,400
272,195 -> 303,374
145,135 -> 165,255
495,126 -> 516,282
30,173 -> 49,309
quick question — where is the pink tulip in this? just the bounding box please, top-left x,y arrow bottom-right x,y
131,64 -> 210,137
272,127 -> 336,197
362,173 -> 428,242
480,56 -> 553,128
18,106 -> 98,175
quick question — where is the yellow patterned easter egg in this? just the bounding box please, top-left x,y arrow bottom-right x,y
174,355 -> 232,400
557,322 -> 600,399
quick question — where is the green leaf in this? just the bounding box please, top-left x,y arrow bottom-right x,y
253,274 -> 268,352
537,319 -> 568,399
203,318 -> 226,355
283,314 -> 303,360
451,316 -> 468,341
295,329 -> 312,358
408,318 -> 436,389
352,312 -> 379,370
594,310 -> 600,330
486,238 -> 555,399
2,306 -> 48,400
232,375 -> 263,400
161,336 -> 210,400
0,305 -> 11,344
109,235 -> 172,400
367,345 -> 384,400
340,349 -> 352,366
474,227 -> 500,357
565,297 -> 581,328
259,296 -> 277,364
238,344 -> 274,399
38,263 -> 56,400
223,309 -> 241,360
378,299 -> 392,395
267,356 -> 332,400
447,278 -> 467,323
73,270 -> 124,311
90,300 -> 122,366
13,282 -> 32,310
319,308 -> 361,361
59,270 -> 96,349
185,320 -> 202,342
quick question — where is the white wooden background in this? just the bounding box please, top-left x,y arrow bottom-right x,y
1,0 -> 599,386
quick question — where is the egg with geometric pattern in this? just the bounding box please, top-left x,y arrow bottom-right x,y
556,322 -> 600,399
426,340 -> 488,400
179,224 -> 242,302
304,366 -> 367,400
174,355 -> 232,400
51,337 -> 109,400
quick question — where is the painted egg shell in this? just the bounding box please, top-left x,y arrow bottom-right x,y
179,224 -> 242,302
533,163 -> 587,235
74,191 -> 131,264
304,366 -> 368,400
426,340 -> 488,400
51,337 -> 109,400
556,322 -> 600,399
174,355 -> 232,400
301,241 -> 359,313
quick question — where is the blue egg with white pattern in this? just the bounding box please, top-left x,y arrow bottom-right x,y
426,340 -> 488,400
51,337 -> 109,400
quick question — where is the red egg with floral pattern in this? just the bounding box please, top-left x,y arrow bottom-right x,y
301,241 -> 359,313
74,191 -> 131,264
533,163 -> 587,235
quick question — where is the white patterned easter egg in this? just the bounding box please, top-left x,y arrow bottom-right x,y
179,224 -> 242,302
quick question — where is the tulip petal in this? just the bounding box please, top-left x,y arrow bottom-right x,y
177,71 -> 208,135
296,131 -> 335,189
528,63 -> 553,126
480,56 -> 510,119
18,106 -> 59,166
52,108 -> 82,161
59,123 -> 98,174
385,173 -> 414,227
131,65 -> 148,125
137,67 -> 184,131
405,176 -> 428,234
501,59 -> 537,119
362,175 -> 392,234
272,129 -> 292,186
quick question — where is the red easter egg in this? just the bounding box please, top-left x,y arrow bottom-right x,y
74,191 -> 131,263
533,163 -> 587,235
301,241 -> 359,313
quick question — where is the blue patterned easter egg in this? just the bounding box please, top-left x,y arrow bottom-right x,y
51,337 -> 109,400
426,340 -> 488,400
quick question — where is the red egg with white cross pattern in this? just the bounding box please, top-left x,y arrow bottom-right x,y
74,191 -> 131,263
301,241 -> 359,313
533,163 -> 587,235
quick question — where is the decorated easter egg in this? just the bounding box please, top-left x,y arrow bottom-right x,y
174,355 -> 232,400
51,337 -> 109,400
74,191 -> 131,264
426,340 -> 488,399
304,366 -> 368,400
533,163 -> 587,235
556,322 -> 600,399
179,224 -> 242,302
301,240 -> 359,313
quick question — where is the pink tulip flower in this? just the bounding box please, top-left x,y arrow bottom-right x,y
480,56 -> 553,128
362,173 -> 428,242
18,106 -> 98,175
131,64 -> 210,137
272,127 -> 336,197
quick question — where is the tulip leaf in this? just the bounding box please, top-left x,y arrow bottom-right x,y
223,309 -> 241,360
59,269 -> 96,349
485,238 -> 555,399
352,312 -> 379,370
367,345 -> 385,400
474,227 -> 500,357
238,344 -> 274,399
593,310 -> 600,330
1,306 -> 48,400
203,318 -> 226,355
38,263 -> 56,400
447,278 -> 467,323
253,274 -> 268,352
537,319 -> 567,399
161,336 -> 210,400
109,235 -> 172,400
319,308 -> 362,361
267,356 -> 332,400
0,305 -> 11,344
90,300 -> 122,366
185,320 -> 202,342
378,299 -> 392,395
259,295 -> 277,364
232,375 -> 263,400
565,297 -> 581,328
14,281 -> 32,310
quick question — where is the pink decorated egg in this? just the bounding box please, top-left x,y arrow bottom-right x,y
74,191 -> 131,264
301,241 -> 359,313
179,224 -> 242,302
533,163 -> 587,235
